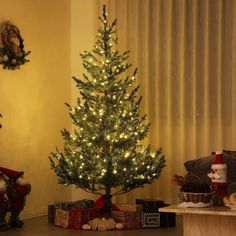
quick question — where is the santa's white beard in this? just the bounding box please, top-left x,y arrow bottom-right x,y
17,177 -> 29,186
0,179 -> 7,192
208,172 -> 221,180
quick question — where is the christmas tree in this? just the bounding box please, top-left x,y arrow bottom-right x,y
49,6 -> 166,213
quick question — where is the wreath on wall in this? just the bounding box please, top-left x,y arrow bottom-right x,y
0,22 -> 31,70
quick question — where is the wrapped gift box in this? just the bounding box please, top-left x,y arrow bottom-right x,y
68,208 -> 101,229
117,204 -> 142,212
136,199 -> 164,213
55,208 -> 69,228
55,199 -> 94,210
73,199 -> 94,209
55,207 -> 101,229
136,199 -> 176,228
48,205 -> 56,224
111,210 -> 141,229
141,212 -> 160,228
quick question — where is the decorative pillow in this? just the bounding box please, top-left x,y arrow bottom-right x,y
184,152 -> 236,187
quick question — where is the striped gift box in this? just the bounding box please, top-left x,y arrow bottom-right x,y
141,212 -> 160,228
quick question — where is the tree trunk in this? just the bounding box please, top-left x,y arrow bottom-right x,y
102,194 -> 112,216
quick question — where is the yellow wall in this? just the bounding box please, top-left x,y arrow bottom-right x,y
70,0 -> 98,201
0,0 -> 71,218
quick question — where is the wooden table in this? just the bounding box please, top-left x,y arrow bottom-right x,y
159,204 -> 236,236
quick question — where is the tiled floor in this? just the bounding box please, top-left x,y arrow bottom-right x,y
1,216 -> 183,236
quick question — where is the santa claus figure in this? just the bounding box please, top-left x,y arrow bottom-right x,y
208,151 -> 227,205
0,172 -> 8,231
0,167 -> 31,231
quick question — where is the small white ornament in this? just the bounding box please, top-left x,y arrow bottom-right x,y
115,222 -> 124,229
82,224 -> 91,230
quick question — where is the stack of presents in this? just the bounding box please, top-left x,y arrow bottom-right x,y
48,198 -> 175,230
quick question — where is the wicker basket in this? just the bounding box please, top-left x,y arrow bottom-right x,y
182,192 -> 214,204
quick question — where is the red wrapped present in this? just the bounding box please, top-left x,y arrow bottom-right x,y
55,208 -> 101,229
111,210 -> 141,229
87,207 -> 101,219
68,208 -> 101,229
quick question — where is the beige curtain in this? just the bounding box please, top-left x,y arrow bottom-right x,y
97,0 -> 236,203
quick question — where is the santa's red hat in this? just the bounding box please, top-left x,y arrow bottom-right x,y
0,166 -> 24,179
214,150 -> 224,164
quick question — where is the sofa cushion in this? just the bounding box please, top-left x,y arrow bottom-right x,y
184,152 -> 236,185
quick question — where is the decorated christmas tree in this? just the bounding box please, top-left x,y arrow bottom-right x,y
49,6 -> 166,213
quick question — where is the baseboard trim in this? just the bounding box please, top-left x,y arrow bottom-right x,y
21,206 -> 48,220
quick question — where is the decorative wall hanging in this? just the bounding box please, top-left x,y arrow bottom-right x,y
0,22 -> 31,70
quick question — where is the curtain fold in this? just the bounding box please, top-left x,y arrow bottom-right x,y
98,0 -> 236,203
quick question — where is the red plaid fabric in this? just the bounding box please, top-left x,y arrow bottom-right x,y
55,208 -> 101,229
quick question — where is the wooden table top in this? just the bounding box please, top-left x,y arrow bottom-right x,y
159,203 -> 236,216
